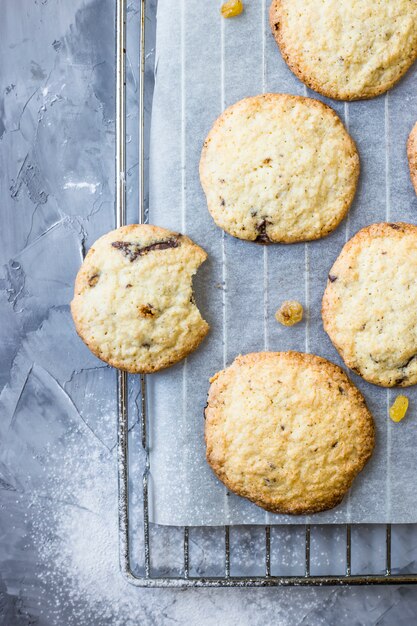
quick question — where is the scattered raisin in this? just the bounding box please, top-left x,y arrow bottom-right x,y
389,395 -> 409,422
220,0 -> 244,18
275,300 -> 303,326
328,274 -> 338,283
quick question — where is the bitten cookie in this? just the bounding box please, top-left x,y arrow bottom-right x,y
199,94 -> 359,243
205,352 -> 374,515
407,121 -> 417,195
323,222 -> 417,387
270,0 -> 417,101
71,224 -> 209,373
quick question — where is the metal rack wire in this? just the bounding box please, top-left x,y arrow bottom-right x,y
116,0 -> 417,587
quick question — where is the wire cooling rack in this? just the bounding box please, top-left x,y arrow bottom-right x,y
116,0 -> 417,587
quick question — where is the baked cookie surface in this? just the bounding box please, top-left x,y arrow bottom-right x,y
71,224 -> 209,373
407,121 -> 417,195
270,0 -> 417,101
205,352 -> 374,515
323,222 -> 417,387
199,94 -> 359,243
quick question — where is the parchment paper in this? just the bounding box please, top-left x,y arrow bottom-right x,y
148,0 -> 417,525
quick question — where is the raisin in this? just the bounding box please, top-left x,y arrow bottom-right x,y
389,395 -> 409,422
220,0 -> 244,18
328,274 -> 338,283
88,273 -> 100,287
275,300 -> 303,326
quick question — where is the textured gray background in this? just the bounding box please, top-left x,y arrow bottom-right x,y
2,0 -> 417,624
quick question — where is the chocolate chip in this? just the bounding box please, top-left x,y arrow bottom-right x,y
220,197 -> 225,207
328,274 -> 338,283
126,283 -> 132,288
332,441 -> 338,448
389,223 -> 401,230
142,343 -> 151,349
88,273 -> 100,287
280,425 -> 285,431
338,386 -> 345,395
255,219 -> 272,244
112,237 -> 180,262
395,377 -> 406,385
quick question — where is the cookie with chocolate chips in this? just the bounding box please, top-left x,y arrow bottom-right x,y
270,0 -> 417,101
323,222 -> 417,387
199,94 -> 359,243
71,224 -> 209,373
205,352 -> 374,515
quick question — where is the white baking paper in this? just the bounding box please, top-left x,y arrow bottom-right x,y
148,0 -> 417,525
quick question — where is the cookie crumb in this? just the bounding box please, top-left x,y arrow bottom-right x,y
220,0 -> 243,18
275,300 -> 303,326
389,395 -> 409,422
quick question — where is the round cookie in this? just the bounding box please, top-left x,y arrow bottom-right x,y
270,0 -> 417,101
407,121 -> 417,195
323,222 -> 417,387
205,352 -> 374,515
71,224 -> 209,373
199,94 -> 359,243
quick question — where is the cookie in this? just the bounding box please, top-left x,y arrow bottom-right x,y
205,352 -> 374,515
199,94 -> 359,243
270,0 -> 417,101
407,121 -> 417,195
71,224 -> 209,373
323,222 -> 417,387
